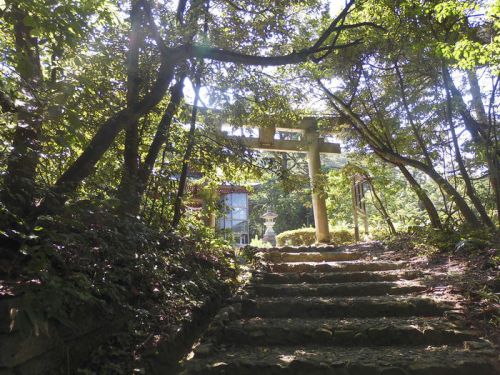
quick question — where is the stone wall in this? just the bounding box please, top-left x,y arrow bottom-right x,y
0,285 -> 231,374
0,294 -> 122,375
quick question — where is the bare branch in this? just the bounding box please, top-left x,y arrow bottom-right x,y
311,0 -> 355,51
141,0 -> 168,56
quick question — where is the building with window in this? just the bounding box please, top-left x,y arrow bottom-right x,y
217,186 -> 249,247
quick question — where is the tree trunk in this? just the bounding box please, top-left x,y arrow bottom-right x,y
171,1 -> 208,227
467,70 -> 489,124
319,82 -> 483,228
444,67 -> 500,224
137,76 -> 185,197
394,62 -> 434,166
442,65 -> 494,228
3,7 -> 44,216
398,165 -> 442,229
118,0 -> 145,214
366,178 -> 397,235
51,60 -> 175,198
172,67 -> 202,228
468,70 -> 500,225
379,148 -> 482,228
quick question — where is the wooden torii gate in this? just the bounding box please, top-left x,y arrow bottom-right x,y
222,117 -> 341,243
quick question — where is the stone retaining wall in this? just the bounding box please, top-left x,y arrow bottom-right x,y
0,294 -> 122,375
0,285 -> 231,374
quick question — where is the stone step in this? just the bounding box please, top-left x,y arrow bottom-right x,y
253,270 -> 423,284
260,251 -> 362,263
250,281 -> 427,297
242,296 -> 453,318
219,317 -> 477,346
265,261 -> 406,273
181,345 -> 499,375
263,245 -> 341,253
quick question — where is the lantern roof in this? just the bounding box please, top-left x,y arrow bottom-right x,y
261,210 -> 278,220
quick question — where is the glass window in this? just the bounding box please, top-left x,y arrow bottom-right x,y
230,193 -> 247,207
232,207 -> 247,220
218,192 -> 249,246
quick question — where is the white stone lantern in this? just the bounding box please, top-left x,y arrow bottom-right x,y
261,209 -> 278,246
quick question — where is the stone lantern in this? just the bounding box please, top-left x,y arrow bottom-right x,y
261,209 -> 278,246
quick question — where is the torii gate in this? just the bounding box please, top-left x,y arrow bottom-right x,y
222,117 -> 340,243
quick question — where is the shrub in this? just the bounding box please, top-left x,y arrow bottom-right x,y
369,227 -> 391,240
276,228 -> 316,246
276,227 -> 357,246
250,237 -> 273,248
331,229 -> 354,245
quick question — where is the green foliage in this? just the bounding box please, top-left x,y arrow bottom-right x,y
330,229 -> 354,245
0,0 -> 499,370
327,156 -> 432,234
434,1 -> 499,71
276,226 -> 355,246
249,172 -> 313,239
385,226 -> 496,257
249,237 -> 273,248
276,227 -> 316,246
5,200 -> 238,372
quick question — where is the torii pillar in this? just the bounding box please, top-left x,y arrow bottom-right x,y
222,117 -> 339,244
303,118 -> 330,243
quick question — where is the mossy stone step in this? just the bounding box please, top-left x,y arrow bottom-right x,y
260,251 -> 363,263
253,270 -> 423,284
250,281 -> 426,297
182,245 -> 499,374
181,345 -> 499,375
219,317 -> 476,346
266,261 -> 406,274
263,245 -> 341,253
242,296 -> 453,318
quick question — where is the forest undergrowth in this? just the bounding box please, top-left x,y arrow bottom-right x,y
0,201 -> 239,374
381,229 -> 500,345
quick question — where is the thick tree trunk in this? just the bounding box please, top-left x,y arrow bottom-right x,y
468,70 -> 500,225
398,165 -> 442,229
486,149 -> 500,226
120,76 -> 184,216
3,7 -> 44,216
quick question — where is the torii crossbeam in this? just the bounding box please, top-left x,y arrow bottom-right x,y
222,117 -> 341,243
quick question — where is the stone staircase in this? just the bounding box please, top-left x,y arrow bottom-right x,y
180,245 -> 499,374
